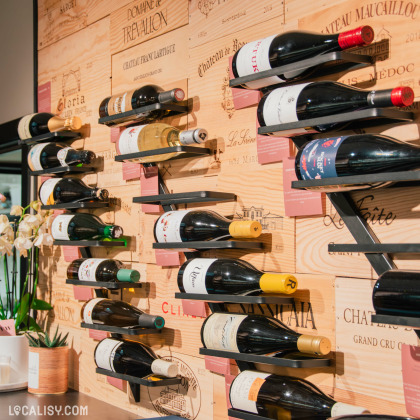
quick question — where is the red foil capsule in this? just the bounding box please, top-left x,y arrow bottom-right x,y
338,25 -> 374,49
391,86 -> 415,107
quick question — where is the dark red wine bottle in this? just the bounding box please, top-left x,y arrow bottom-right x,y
232,26 -> 374,89
99,84 -> 185,118
39,177 -> 108,205
295,134 -> 420,182
28,142 -> 95,171
257,82 -> 414,134
373,270 -> 420,318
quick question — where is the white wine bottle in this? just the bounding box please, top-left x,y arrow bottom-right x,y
178,258 -> 297,295
51,214 -> 123,241
82,298 -> 165,329
116,123 -> 208,162
94,337 -> 178,378
154,210 -> 262,243
28,143 -> 95,171
201,313 -> 330,356
230,370 -> 369,419
39,177 -> 108,205
67,258 -> 140,283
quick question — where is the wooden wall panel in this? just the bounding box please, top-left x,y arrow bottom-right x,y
335,277 -> 418,411
38,0 -> 132,49
110,0 -> 189,55
189,0 -> 285,47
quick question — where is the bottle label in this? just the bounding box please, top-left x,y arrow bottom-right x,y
78,258 -> 107,281
39,178 -> 61,205
154,210 -> 192,243
331,402 -> 369,416
51,214 -> 74,240
28,351 -> 39,389
299,136 -> 348,180
235,35 -> 283,89
230,371 -> 270,413
108,89 -> 136,116
182,258 -> 217,294
95,338 -> 123,372
28,143 -> 49,171
83,297 -> 105,323
117,125 -> 146,155
262,83 -> 310,126
17,113 -> 36,139
203,313 -> 247,352
57,147 -> 72,167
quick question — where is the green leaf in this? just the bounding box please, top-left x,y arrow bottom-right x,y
25,333 -> 40,347
15,293 -> 30,327
28,317 -> 43,332
31,299 -> 53,311
58,332 -> 69,347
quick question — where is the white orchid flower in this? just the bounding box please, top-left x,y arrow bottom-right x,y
0,221 -> 12,235
14,236 -> 33,257
10,205 -> 23,216
23,214 -> 40,228
33,233 -> 53,247
0,236 -> 13,256
30,200 -> 42,212
0,215 -> 9,224
18,221 -> 32,235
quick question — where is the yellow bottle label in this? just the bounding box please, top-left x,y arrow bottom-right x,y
229,221 -> 262,238
259,273 -> 298,294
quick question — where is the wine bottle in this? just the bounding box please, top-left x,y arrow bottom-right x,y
99,85 -> 185,118
116,123 -> 208,162
178,258 -> 297,295
201,313 -> 330,356
6,113 -> 82,139
295,134 -> 420,182
373,270 -> 420,318
51,214 -> 123,241
39,177 -> 109,205
257,82 -> 414,134
82,298 -> 165,329
232,26 -> 374,89
94,337 -> 178,378
230,370 -> 369,419
67,258 -> 140,283
28,143 -> 95,171
154,210 -> 262,243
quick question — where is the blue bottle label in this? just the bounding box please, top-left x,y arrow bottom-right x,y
299,136 -> 348,180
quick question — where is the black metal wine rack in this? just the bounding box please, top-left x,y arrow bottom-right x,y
229,51 -> 373,89
80,322 -> 162,336
371,314 -> 420,338
153,240 -> 264,250
42,201 -> 110,210
66,278 -> 141,289
98,103 -> 189,127
95,368 -> 182,403
133,191 -> 236,205
227,409 -> 269,420
174,293 -> 293,305
30,165 -> 95,177
53,240 -> 126,247
18,131 -> 82,146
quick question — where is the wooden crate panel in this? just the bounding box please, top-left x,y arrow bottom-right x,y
110,0 -> 189,55
188,0 -> 285,47
38,18 -> 111,153
335,277 -> 418,406
38,0 -> 132,49
298,0 -> 420,96
188,18 -> 289,174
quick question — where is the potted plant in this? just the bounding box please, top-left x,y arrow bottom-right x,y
26,325 -> 69,394
0,201 -> 54,391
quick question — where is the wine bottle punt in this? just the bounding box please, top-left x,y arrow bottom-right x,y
39,177 -> 108,205
67,258 -> 140,283
372,270 -> 420,318
94,337 -> 178,378
178,258 -> 297,295
99,84 -> 185,118
232,26 -> 374,89
116,123 -> 208,162
82,298 -> 164,329
201,313 -> 330,356
154,210 -> 262,243
51,214 -> 123,241
230,370 -> 369,419
28,143 -> 95,171
295,134 -> 420,182
257,82 -> 414,134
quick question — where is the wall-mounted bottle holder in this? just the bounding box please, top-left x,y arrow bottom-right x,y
18,131 -> 82,146
30,165 -> 95,177
42,201 -> 110,210
174,293 -> 293,305
371,314 -> 420,339
53,240 -> 126,247
80,322 -> 162,336
66,278 -> 141,289
133,191 -> 236,205
98,103 -> 189,127
227,409 -> 270,420
229,51 -> 373,89
153,240 -> 264,250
